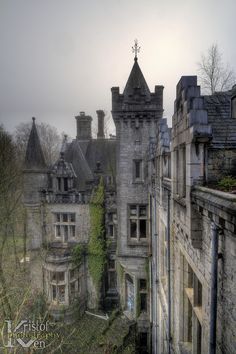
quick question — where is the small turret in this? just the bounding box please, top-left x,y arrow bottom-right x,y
23,117 -> 48,249
25,117 -> 46,169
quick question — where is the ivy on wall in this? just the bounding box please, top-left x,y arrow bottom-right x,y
72,244 -> 86,266
88,177 -> 106,292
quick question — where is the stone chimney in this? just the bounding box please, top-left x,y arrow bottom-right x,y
96,110 -> 105,139
75,112 -> 92,140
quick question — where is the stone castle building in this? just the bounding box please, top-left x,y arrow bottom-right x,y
23,53 -> 236,353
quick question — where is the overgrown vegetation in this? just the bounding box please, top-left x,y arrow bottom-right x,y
88,177 -> 106,293
72,243 -> 86,266
217,175 -> 236,192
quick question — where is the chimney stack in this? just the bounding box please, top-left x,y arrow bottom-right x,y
75,112 -> 92,140
96,110 -> 105,139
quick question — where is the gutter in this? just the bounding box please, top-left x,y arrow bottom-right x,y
209,223 -> 219,354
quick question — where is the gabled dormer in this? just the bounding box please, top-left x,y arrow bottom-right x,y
50,152 -> 76,193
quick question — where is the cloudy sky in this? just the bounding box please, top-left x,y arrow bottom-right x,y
0,0 -> 236,138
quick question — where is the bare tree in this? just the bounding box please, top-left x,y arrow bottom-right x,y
14,121 -> 62,166
198,44 -> 235,94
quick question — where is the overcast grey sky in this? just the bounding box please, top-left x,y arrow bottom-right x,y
0,0 -> 236,138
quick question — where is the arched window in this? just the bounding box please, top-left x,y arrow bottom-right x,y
232,96 -> 236,118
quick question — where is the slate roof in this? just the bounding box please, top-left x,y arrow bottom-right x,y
24,118 -> 46,169
204,92 -> 236,147
123,59 -> 151,100
64,138 -> 116,191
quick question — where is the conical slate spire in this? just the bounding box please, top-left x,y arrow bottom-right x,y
123,59 -> 151,99
24,117 -> 46,169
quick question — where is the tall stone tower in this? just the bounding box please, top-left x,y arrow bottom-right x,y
23,118 -> 48,293
111,46 -> 163,346
23,117 -> 48,249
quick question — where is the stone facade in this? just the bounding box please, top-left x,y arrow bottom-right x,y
23,57 -> 236,353
149,77 -> 236,354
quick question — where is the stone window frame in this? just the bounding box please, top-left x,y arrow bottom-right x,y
128,204 -> 148,242
160,222 -> 168,294
125,273 -> 135,314
56,177 -> 71,192
179,253 -> 203,354
53,212 -> 76,242
106,211 -> 117,238
174,144 -> 186,199
50,270 -> 66,304
133,159 -> 143,183
138,278 -> 148,313
69,268 -> 79,302
107,258 -> 117,291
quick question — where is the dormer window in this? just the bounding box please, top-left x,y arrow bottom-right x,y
57,177 -> 69,192
232,95 -> 236,118
64,178 -> 68,191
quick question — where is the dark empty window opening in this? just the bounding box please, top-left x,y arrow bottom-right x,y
64,178 -> 68,191
108,271 -> 117,289
130,220 -> 137,238
135,160 -> 141,179
129,205 -> 148,241
109,224 -> 114,237
139,279 -> 147,291
140,293 -> 147,311
140,220 -> 147,238
57,177 -> 61,191
139,332 -> 148,353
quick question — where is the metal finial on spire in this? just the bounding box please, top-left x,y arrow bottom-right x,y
132,39 -> 140,61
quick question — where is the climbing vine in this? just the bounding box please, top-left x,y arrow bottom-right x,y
72,244 -> 86,266
88,177 -> 106,292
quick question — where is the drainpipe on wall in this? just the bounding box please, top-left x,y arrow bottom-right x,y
167,190 -> 171,354
153,194 -> 158,354
209,223 -> 219,354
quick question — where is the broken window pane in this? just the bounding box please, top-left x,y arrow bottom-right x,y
63,214 -> 68,222
140,220 -> 147,238
70,213 -> 75,222
58,285 -> 65,302
56,225 -> 61,237
130,205 -> 137,216
139,206 -> 147,217
130,220 -> 137,238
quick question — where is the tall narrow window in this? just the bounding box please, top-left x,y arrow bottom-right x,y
139,279 -> 148,312
133,160 -> 142,181
126,274 -> 134,313
64,178 -> 68,191
129,205 -> 147,241
181,255 -> 203,353
108,259 -> 117,290
50,271 -> 66,304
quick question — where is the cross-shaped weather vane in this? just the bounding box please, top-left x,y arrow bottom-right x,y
132,39 -> 140,61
